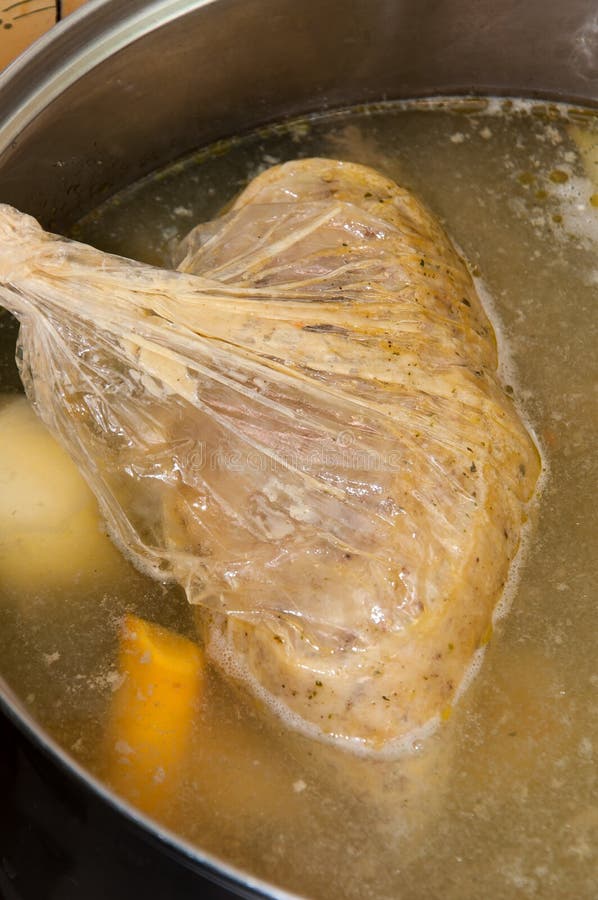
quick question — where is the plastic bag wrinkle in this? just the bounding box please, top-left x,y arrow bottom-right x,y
0,158 -> 540,751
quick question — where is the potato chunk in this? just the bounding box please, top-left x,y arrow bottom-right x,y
0,397 -> 121,593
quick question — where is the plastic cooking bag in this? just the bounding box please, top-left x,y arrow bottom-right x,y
0,159 -> 540,753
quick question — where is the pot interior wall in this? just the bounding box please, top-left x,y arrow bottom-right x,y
0,0 -> 597,228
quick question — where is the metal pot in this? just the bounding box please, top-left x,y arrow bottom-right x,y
0,1 -> 596,897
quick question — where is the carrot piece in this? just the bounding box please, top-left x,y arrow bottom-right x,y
105,614 -> 204,817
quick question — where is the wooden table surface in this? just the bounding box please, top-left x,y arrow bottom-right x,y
0,0 -> 88,70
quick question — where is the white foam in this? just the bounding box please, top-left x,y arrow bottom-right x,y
206,620 -> 443,759
452,645 -> 488,705
470,268 -> 550,634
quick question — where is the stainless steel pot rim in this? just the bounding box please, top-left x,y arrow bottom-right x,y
0,0 -> 216,150
2,0 -> 597,169
0,676 -> 299,900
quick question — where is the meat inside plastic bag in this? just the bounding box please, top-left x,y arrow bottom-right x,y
0,159 -> 540,753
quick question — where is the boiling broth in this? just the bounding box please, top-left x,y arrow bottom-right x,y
1,98 -> 597,899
